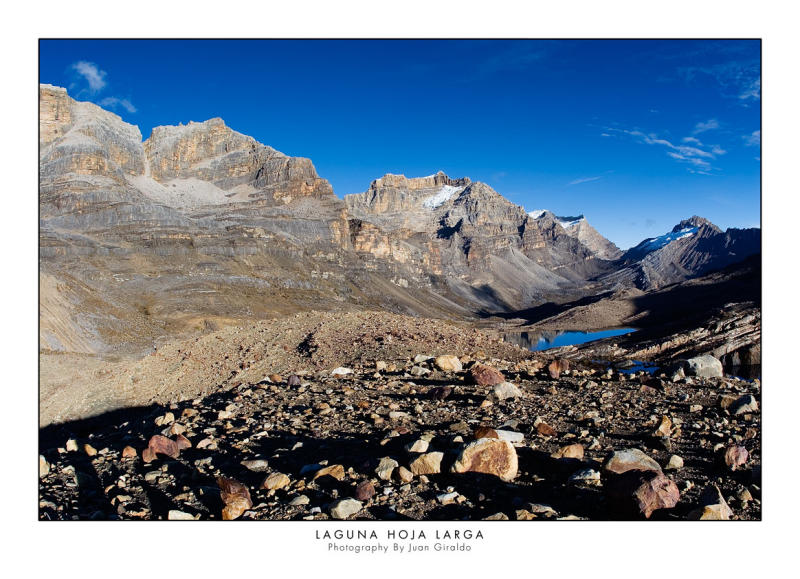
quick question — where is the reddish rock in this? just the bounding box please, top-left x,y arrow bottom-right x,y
217,477 -> 252,520
268,374 -> 283,383
354,480 -> 376,501
473,426 -> 499,440
605,470 -> 680,518
450,438 -> 518,482
536,422 -> 557,437
141,447 -> 156,463
428,386 -> 453,401
121,446 -> 137,459
722,445 -> 749,471
143,435 -> 180,462
468,363 -> 505,387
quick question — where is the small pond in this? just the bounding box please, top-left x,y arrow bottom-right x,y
504,328 -> 637,351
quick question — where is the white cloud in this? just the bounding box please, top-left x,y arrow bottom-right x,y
567,176 -> 601,186
99,97 -> 137,113
70,61 -> 107,93
739,78 -> 761,101
606,125 -> 726,173
744,130 -> 761,147
692,119 -> 719,135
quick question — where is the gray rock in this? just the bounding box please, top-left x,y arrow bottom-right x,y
493,381 -> 523,400
375,457 -> 399,481
685,355 -> 723,378
329,498 -> 363,520
240,459 -> 270,472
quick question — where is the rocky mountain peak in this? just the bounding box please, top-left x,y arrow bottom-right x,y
673,216 -> 721,234
368,171 -> 471,193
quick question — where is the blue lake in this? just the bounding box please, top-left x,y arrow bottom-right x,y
505,328 -> 637,351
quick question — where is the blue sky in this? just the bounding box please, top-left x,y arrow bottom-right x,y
39,39 -> 760,249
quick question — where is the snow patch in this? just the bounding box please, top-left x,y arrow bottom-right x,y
557,216 -> 585,229
638,227 -> 698,252
422,185 -> 464,209
528,210 -> 547,219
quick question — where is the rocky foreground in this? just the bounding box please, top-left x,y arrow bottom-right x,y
39,330 -> 760,521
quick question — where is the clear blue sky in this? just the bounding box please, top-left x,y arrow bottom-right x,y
39,39 -> 760,249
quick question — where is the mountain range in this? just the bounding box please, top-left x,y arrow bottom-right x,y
38,84 -> 761,354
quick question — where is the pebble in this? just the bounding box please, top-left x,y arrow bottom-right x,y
329,498 -> 362,520
65,439 -> 78,452
289,495 -> 310,506
330,367 -> 354,377
39,455 -> 50,478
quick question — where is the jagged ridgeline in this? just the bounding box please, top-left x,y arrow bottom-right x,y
39,84 -> 760,354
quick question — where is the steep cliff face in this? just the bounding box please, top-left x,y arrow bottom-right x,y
345,174 -> 619,309
39,85 -> 760,355
144,118 -> 333,203
39,86 -> 487,353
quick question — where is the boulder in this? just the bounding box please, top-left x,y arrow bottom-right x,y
450,438 -> 518,481
685,355 -> 723,378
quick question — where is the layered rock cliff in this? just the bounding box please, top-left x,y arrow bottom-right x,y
39,85 -> 760,354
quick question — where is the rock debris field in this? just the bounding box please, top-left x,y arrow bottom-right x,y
39,313 -> 760,521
